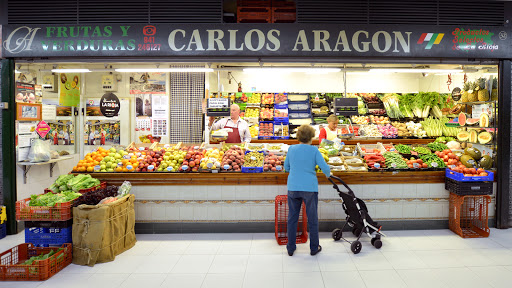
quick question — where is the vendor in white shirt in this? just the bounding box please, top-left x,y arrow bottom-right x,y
209,104 -> 251,143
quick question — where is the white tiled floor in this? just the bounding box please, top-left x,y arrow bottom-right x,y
1,228 -> 512,288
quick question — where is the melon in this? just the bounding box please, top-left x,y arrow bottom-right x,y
464,147 -> 482,160
479,113 -> 489,127
460,155 -> 476,168
479,155 -> 493,169
458,112 -> 466,126
469,130 -> 478,143
466,118 -> 479,126
457,130 -> 470,141
478,131 -> 493,144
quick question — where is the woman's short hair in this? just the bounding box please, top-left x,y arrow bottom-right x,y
327,115 -> 338,123
297,125 -> 316,143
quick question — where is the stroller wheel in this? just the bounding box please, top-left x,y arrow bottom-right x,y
351,241 -> 362,254
352,227 -> 362,237
371,238 -> 383,249
331,228 -> 342,241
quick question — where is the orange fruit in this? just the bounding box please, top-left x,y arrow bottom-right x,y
115,167 -> 123,172
87,166 -> 94,172
122,167 -> 129,172
73,166 -> 78,171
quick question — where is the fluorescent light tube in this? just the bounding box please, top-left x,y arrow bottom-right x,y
51,69 -> 91,73
369,68 -> 463,74
115,68 -> 213,73
243,68 -> 341,73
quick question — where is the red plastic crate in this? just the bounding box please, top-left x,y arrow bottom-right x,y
275,195 -> 308,245
272,7 -> 296,23
449,193 -> 491,238
16,193 -> 73,221
272,0 -> 296,7
237,7 -> 271,23
0,243 -> 72,281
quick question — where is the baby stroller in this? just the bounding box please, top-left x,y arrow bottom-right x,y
328,175 -> 386,254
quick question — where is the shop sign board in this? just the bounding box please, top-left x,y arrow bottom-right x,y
1,24 -> 510,59
99,92 -> 120,117
35,120 -> 51,138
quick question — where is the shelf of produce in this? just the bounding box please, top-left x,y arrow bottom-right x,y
81,170 -> 446,186
251,139 -> 436,145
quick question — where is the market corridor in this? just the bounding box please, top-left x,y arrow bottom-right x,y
1,229 -> 512,288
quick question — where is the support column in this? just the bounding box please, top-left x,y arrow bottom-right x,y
497,60 -> 511,229
0,59 -> 17,234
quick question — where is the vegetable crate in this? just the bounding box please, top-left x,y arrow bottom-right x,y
25,220 -> 73,247
0,243 -> 72,281
275,195 -> 308,245
449,193 -> 491,238
237,7 -> 271,23
445,169 -> 494,182
16,196 -> 73,221
356,143 -> 385,157
445,177 -> 493,196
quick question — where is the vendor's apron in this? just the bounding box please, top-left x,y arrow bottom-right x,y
224,121 -> 241,143
53,135 -> 58,145
326,127 -> 338,141
101,134 -> 106,145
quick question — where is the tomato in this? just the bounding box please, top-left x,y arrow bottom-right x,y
469,168 -> 477,174
435,151 -> 440,156
448,153 -> 455,159
422,163 -> 428,168
443,155 -> 449,161
443,149 -> 452,154
408,164 -> 413,168
439,152 -> 445,158
480,172 -> 488,176
463,168 -> 470,174
477,168 -> 485,174
417,159 -> 423,165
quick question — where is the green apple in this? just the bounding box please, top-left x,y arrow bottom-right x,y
165,152 -> 171,156
106,162 -> 112,168
109,153 -> 115,158
100,164 -> 106,170
161,163 -> 168,169
107,168 -> 114,172
100,169 -> 107,172
163,156 -> 170,161
104,156 -> 111,162
110,147 -> 116,153
114,153 -> 122,159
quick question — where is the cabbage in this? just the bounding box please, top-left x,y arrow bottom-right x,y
446,141 -> 461,150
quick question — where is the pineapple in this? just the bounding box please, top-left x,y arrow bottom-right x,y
477,77 -> 489,101
491,78 -> 498,101
468,81 -> 478,102
461,82 -> 470,102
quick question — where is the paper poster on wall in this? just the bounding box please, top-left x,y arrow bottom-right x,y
152,119 -> 168,137
129,73 -> 166,94
18,133 -> 37,148
136,117 -> 151,131
42,99 -> 72,117
16,70 -> 37,84
100,93 -> 120,117
152,95 -> 168,119
135,94 -> 153,117
15,82 -> 36,103
85,120 -> 120,145
17,122 -> 37,134
18,147 -> 31,162
59,73 -> 80,107
42,104 -> 57,120
46,120 -> 74,145
472,104 -> 492,120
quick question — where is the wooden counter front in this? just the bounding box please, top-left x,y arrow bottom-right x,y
86,171 -> 445,186
251,139 -> 435,145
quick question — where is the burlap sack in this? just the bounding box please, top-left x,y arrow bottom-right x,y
72,194 -> 136,266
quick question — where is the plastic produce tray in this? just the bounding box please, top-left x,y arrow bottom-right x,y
25,220 -> 73,247
445,169 -> 494,182
449,194 -> 491,238
242,150 -> 264,173
16,193 -> 73,222
0,243 -> 72,281
445,177 -> 493,196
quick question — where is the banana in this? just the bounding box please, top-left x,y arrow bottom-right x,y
319,148 -> 328,154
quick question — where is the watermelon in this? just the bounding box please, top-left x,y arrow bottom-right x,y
458,112 -> 466,126
466,118 -> 479,126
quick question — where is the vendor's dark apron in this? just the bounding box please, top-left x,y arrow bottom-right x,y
224,121 -> 241,143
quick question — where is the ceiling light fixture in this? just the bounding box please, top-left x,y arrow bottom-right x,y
51,69 -> 91,73
115,68 -> 214,73
369,68 -> 463,74
243,67 -> 341,73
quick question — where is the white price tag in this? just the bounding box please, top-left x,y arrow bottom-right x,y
391,163 -> 397,168
148,165 -> 154,170
126,165 -> 133,170
117,162 -> 123,167
182,165 -> 189,171
413,163 -> 420,169
139,147 -> 145,151
250,156 -> 256,161
167,167 -> 174,172
276,165 -> 282,171
431,162 -> 438,168
94,165 -> 101,171
223,164 -> 230,170
164,144 -> 170,148
374,163 -> 381,169
123,155 -> 130,159
450,165 -> 457,169
207,162 -> 213,169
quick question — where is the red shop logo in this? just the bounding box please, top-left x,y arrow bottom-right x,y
143,25 -> 156,36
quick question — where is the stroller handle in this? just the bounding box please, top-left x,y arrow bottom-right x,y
328,175 -> 354,194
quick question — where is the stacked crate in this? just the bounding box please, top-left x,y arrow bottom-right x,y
272,0 -> 296,23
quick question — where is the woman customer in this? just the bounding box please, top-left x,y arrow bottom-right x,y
318,114 -> 339,143
284,124 -> 331,256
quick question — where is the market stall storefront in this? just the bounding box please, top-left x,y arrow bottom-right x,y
1,23 -> 511,234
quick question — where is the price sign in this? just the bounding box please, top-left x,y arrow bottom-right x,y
374,163 -> 381,169
123,155 -> 130,159
413,163 -> 420,169
117,162 -> 123,167
126,165 -> 133,170
167,167 -> 174,172
94,165 -> 101,171
250,156 -> 256,161
431,162 -> 438,168
208,98 -> 229,109
450,165 -> 457,169
164,144 -> 170,148
148,165 -> 154,171
391,163 -> 397,168
223,164 -> 230,170
207,162 -> 213,169
182,165 -> 189,171
139,147 -> 145,151
276,165 -> 282,171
